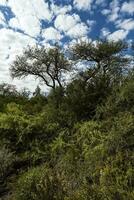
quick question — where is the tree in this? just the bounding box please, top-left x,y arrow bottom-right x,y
33,85 -> 41,97
72,40 -> 129,87
96,71 -> 134,120
0,83 -> 18,96
10,45 -> 71,89
62,40 -> 130,120
0,83 -> 27,111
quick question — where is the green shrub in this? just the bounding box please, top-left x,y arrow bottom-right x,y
0,145 -> 14,181
12,165 -> 64,200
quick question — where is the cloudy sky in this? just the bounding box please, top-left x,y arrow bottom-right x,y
0,0 -> 134,91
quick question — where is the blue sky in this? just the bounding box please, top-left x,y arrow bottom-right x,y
0,0 -> 134,91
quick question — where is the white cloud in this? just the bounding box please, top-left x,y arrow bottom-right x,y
116,19 -> 134,31
9,17 -> 19,29
30,0 -> 53,21
73,0 -> 93,10
121,1 -> 134,15
7,0 -> 53,37
101,9 -> 110,15
0,28 -> 35,64
0,28 -> 36,90
11,77 -> 41,92
95,0 -> 106,5
101,27 -> 110,37
67,22 -> 88,38
107,29 -> 128,41
101,0 -> 120,22
42,27 -> 63,41
0,0 -> 7,6
87,19 -> 96,26
8,0 -> 52,21
108,11 -> 119,22
54,13 -> 89,39
54,13 -> 80,32
9,15 -> 40,37
0,11 -> 6,26
51,4 -> 72,16
107,0 -> 120,22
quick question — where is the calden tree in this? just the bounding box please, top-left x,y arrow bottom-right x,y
10,45 -> 71,89
72,40 -> 129,87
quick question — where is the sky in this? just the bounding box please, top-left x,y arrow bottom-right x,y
0,0 -> 134,92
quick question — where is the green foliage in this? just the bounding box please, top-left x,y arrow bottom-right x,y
12,165 -> 64,200
96,72 -> 134,119
0,145 -> 14,181
64,77 -> 110,120
0,40 -> 134,200
0,145 -> 15,197
0,102 -> 60,166
50,113 -> 134,199
0,84 -> 28,112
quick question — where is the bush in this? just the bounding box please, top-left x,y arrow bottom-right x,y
0,145 -> 14,181
12,165 -> 64,200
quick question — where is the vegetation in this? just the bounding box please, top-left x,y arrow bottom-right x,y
0,40 -> 134,200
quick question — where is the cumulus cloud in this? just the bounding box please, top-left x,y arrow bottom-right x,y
101,27 -> 110,37
0,0 -> 7,6
100,27 -> 128,42
95,0 -> 106,5
8,0 -> 53,37
42,27 -> 63,41
51,4 -> 72,16
121,1 -> 134,15
107,0 -> 120,22
67,22 -> 88,38
116,19 -> 134,31
9,16 -> 40,36
0,11 -> 6,26
8,17 -> 19,29
73,0 -> 93,10
54,13 -> 80,32
87,19 -> 96,26
8,0 -> 52,21
101,0 -> 120,22
101,9 -> 110,15
54,13 -> 89,38
107,29 -> 128,41
0,28 -> 36,90
0,28 -> 35,61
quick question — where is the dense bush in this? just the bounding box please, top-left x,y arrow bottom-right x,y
11,165 -> 64,200
0,40 -> 133,199
0,145 -> 14,181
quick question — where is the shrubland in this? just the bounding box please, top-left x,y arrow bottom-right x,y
0,40 -> 134,200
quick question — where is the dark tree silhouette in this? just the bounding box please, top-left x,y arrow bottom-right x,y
72,40 -> 129,86
10,45 -> 71,89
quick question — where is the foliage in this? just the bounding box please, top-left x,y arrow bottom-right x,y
0,145 -> 14,181
11,165 -> 64,200
0,40 -> 134,200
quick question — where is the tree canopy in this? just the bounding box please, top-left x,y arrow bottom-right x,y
10,45 -> 71,89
